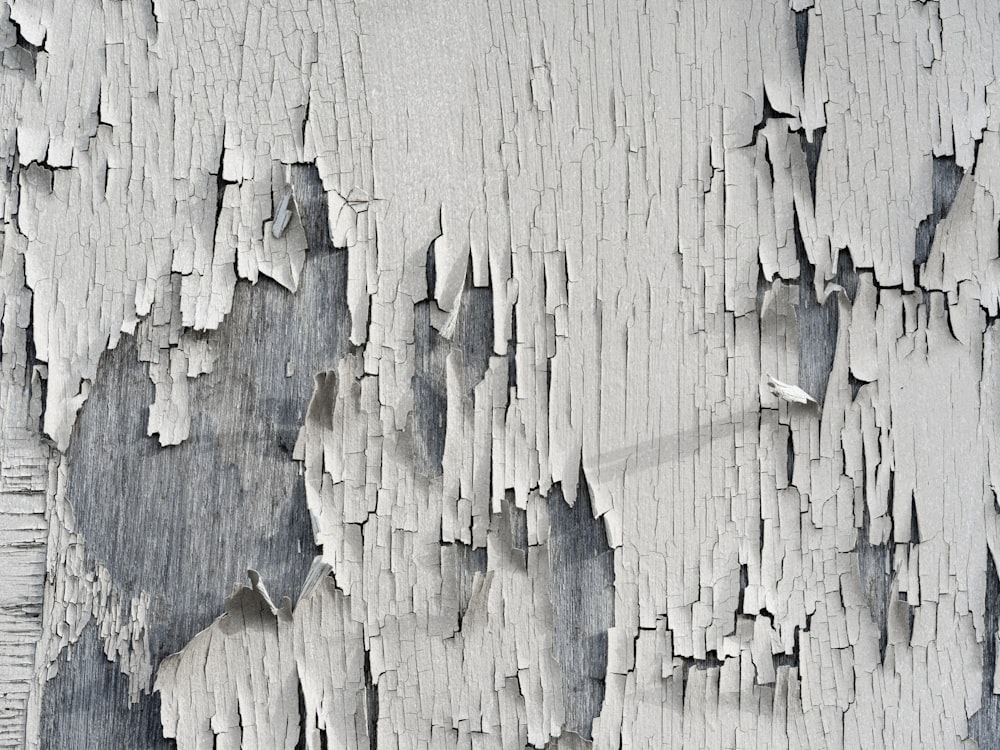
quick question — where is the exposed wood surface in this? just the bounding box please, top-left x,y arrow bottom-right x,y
3,1 -> 1000,748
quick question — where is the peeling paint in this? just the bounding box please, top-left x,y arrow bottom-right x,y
3,0 -> 1000,748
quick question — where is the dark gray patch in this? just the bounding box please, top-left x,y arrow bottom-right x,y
449,274 -> 494,398
794,6 -> 808,79
856,498 -> 892,662
40,627 -> 172,750
44,165 -> 350,746
799,127 -> 825,204
411,267 -> 494,476
363,649 -> 379,750
795,223 -> 840,401
835,248 -> 859,303
411,300 -> 448,476
970,553 -> 1000,750
549,474 -> 614,741
914,156 -> 966,269
504,490 -> 529,553
452,540 -> 488,630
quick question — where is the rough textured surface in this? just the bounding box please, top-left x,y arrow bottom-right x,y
3,0 -> 1000,748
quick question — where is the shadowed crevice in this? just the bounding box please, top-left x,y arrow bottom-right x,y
364,649 -> 379,750
794,6 -> 808,80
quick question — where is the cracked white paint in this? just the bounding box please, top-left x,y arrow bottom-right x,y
3,0 -> 1000,748
766,375 -> 818,406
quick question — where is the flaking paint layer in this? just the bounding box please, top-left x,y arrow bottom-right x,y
2,1 -> 1000,748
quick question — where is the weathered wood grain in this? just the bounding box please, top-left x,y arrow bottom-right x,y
4,1 -> 1000,748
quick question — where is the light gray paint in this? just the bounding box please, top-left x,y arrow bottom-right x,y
1,1 -> 1000,748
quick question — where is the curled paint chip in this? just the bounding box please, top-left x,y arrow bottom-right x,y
766,374 -> 817,405
271,189 -> 294,239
